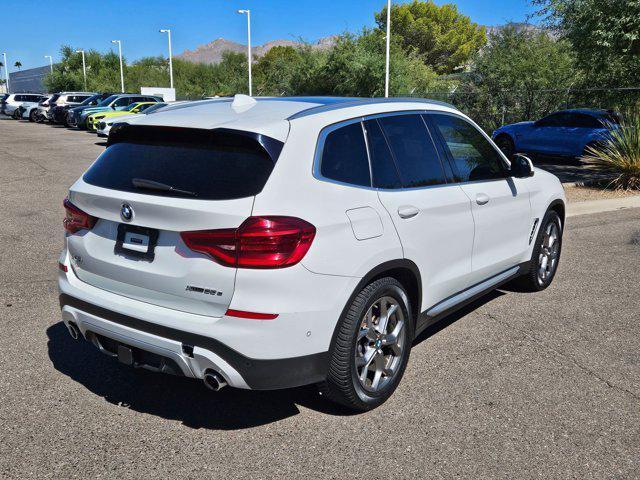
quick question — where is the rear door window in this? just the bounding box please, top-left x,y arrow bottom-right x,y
319,122 -> 371,187
430,114 -> 507,183
83,128 -> 279,200
377,114 -> 446,188
363,119 -> 401,189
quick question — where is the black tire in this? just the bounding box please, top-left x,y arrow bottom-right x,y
495,134 -> 515,159
509,210 -> 563,292
320,277 -> 414,411
28,109 -> 37,122
12,109 -> 21,120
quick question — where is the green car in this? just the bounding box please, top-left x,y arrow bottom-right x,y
86,102 -> 159,131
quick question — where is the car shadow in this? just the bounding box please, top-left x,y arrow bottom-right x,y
95,141 -> 108,147
46,322 -> 354,430
48,290 -> 507,429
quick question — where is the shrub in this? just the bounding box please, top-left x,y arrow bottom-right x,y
582,111 -> 640,190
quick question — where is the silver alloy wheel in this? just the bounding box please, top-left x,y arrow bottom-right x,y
538,221 -> 560,285
355,296 -> 406,392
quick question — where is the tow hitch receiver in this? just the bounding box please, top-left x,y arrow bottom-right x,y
117,344 -> 134,365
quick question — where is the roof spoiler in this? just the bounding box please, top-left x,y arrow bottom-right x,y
107,124 -> 284,163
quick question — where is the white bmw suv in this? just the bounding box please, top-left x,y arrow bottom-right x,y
58,96 -> 565,411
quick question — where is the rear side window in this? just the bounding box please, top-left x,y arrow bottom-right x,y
431,114 -> 506,182
569,113 -> 603,128
320,122 -> 371,187
83,129 -> 278,200
377,114 -> 446,188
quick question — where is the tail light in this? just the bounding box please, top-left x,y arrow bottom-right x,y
180,216 -> 316,269
63,198 -> 97,234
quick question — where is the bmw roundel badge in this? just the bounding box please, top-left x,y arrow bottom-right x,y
120,203 -> 134,222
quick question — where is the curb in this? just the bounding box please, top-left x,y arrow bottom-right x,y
567,195 -> 640,217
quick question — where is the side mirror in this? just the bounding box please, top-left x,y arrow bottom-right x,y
510,153 -> 534,178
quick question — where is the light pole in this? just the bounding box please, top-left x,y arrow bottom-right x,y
76,50 -> 87,91
111,40 -> 125,93
384,0 -> 391,98
2,52 -> 9,93
237,9 -> 252,96
44,55 -> 53,73
159,29 -> 174,89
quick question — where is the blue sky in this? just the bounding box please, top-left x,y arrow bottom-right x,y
1,0 -> 536,71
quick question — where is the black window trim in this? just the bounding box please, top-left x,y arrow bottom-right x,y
427,111 -> 512,186
313,109 -> 465,191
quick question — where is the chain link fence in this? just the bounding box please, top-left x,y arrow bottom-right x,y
408,87 -> 640,132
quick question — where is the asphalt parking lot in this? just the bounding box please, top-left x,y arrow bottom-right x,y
1,117 -> 639,479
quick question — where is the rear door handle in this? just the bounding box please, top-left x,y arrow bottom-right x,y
476,193 -> 490,205
397,205 -> 419,219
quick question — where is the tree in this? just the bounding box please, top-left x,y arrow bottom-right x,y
457,24 -> 578,130
309,30 -> 445,97
14,61 -> 21,70
254,46 -> 302,95
375,0 -> 486,74
533,0 -> 640,87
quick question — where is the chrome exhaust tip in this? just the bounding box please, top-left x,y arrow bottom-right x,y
203,370 -> 227,391
67,322 -> 80,340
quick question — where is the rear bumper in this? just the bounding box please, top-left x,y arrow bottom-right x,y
59,293 -> 328,389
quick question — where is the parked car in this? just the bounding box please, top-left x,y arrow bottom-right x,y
62,93 -> 114,126
45,92 -> 95,123
20,94 -> 54,122
86,102 -> 159,131
59,96 -> 566,411
492,109 -> 620,160
2,93 -> 45,118
68,94 -> 162,129
34,94 -> 60,123
95,102 -> 169,137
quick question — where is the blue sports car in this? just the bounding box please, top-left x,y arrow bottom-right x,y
492,109 -> 620,160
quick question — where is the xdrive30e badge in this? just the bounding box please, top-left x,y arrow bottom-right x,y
120,203 -> 134,222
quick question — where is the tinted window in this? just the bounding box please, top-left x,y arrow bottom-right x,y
378,114 -> 446,188
99,95 -> 118,106
536,113 -> 564,127
83,134 -> 276,200
320,122 -> 370,187
113,97 -> 130,107
431,114 -> 506,182
569,113 -> 603,128
363,119 -> 401,189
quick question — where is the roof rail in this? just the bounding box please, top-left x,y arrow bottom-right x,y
287,97 -> 458,120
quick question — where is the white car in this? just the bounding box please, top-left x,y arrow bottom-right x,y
1,93 -> 44,118
95,102 -> 170,137
58,96 -> 566,411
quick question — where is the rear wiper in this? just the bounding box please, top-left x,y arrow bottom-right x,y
132,178 -> 197,197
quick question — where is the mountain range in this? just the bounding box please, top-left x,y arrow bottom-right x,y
176,24 -> 544,65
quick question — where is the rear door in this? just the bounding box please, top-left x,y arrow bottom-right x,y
66,127 -> 279,317
371,113 -> 475,310
429,113 -> 531,283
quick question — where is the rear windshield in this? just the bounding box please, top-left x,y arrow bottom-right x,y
83,129 -> 278,200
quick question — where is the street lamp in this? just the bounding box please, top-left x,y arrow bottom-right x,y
111,40 -> 125,93
384,0 -> 391,98
159,29 -> 174,89
237,9 -> 252,96
2,52 -> 9,93
44,55 -> 53,73
76,50 -> 87,91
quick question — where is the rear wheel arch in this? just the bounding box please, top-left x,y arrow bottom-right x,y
328,259 -> 422,353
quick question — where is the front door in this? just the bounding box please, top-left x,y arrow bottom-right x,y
429,113 -> 532,284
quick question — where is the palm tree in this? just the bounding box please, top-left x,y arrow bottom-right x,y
14,61 -> 21,70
